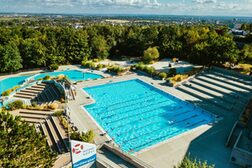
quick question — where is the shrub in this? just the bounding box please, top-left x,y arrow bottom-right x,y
70,130 -> 95,143
53,110 -> 64,117
48,64 -> 59,71
143,47 -> 160,64
158,72 -> 167,79
107,65 -> 128,75
96,63 -> 106,70
144,66 -> 156,75
177,155 -> 214,168
1,85 -> 20,96
48,103 -> 58,110
93,58 -> 99,62
56,74 -> 65,80
8,100 -> 24,110
2,90 -> 12,96
81,61 -> 96,69
43,75 -> 50,80
59,116 -> 69,130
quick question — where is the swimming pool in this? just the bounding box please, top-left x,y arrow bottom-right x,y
0,75 -> 30,95
0,70 -> 102,96
83,79 -> 214,153
34,70 -> 103,81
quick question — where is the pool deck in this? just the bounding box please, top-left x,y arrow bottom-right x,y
67,70 -> 239,168
0,65 -> 241,168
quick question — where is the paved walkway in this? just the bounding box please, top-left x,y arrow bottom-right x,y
1,65 -> 242,168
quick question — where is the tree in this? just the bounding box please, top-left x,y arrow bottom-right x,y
0,111 -> 56,167
91,35 -> 110,60
19,38 -> 47,68
143,47 -> 160,64
0,42 -> 23,72
240,44 -> 252,61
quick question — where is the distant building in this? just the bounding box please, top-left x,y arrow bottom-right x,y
230,29 -> 248,36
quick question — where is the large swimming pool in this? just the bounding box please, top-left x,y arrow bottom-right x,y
83,79 -> 214,153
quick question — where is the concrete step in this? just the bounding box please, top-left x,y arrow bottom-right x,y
45,119 -> 65,154
32,85 -> 46,89
177,85 -> 232,111
41,122 -> 57,152
190,78 -> 249,103
21,117 -> 44,123
19,113 -> 49,119
26,87 -> 44,92
16,92 -> 37,97
210,69 -> 252,85
196,76 -> 250,94
14,94 -> 35,99
202,73 -> 252,91
51,117 -> 69,152
19,110 -> 53,115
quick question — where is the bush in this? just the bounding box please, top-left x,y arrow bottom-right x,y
48,103 -> 58,110
57,74 -> 65,80
43,75 -> 50,80
133,63 -> 158,76
8,100 -> 24,110
2,90 -> 12,96
59,116 -> 69,130
96,63 -> 106,70
53,110 -> 64,117
177,155 -> 214,168
144,66 -> 156,75
143,47 -> 160,64
81,61 -> 96,69
70,130 -> 95,143
158,72 -> 167,79
107,65 -> 128,75
48,64 -> 59,71
92,58 -> 99,62
2,85 -> 20,96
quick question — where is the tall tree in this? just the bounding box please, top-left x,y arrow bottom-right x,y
0,42 -> 22,72
91,35 -> 110,59
19,38 -> 47,68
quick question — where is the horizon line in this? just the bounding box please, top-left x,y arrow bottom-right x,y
1,12 -> 252,18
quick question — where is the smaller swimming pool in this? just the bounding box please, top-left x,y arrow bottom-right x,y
0,70 -> 103,96
0,75 -> 30,95
34,70 -> 103,81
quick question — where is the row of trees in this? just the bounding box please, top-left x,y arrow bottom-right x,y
0,24 -> 244,73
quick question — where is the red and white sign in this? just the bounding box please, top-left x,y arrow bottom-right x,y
71,140 -> 96,168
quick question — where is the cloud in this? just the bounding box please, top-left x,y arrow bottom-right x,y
192,0 -> 217,4
38,0 -> 161,8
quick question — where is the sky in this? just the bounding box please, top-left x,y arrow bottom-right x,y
0,0 -> 252,16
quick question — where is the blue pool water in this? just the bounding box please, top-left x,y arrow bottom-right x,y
0,70 -> 102,96
83,79 -> 214,153
0,76 -> 30,95
34,70 -> 103,81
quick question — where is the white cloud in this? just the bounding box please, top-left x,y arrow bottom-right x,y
39,0 -> 161,8
192,0 -> 217,4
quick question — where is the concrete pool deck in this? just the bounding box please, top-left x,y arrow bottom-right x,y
67,69 -> 240,168
0,65 -> 242,168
